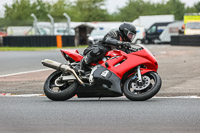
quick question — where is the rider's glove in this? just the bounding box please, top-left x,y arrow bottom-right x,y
117,41 -> 132,48
119,42 -> 131,48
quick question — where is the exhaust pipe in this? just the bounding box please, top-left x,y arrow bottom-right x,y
41,59 -> 84,85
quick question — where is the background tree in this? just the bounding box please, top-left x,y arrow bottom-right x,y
3,0 -> 50,26
3,0 -> 34,25
193,2 -> 200,12
70,0 -> 110,21
49,0 -> 72,21
173,1 -> 200,14
31,0 -> 51,21
1,0 -> 200,27
115,0 -> 158,21
165,0 -> 185,20
115,0 -> 186,21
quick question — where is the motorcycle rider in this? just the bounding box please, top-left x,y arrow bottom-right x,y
77,22 -> 137,73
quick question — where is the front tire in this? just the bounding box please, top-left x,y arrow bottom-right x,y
44,71 -> 79,101
123,72 -> 162,101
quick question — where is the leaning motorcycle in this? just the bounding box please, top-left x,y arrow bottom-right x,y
41,44 -> 162,101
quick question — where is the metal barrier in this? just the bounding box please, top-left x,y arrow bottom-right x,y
62,35 -> 75,47
171,35 -> 200,46
2,35 -> 75,47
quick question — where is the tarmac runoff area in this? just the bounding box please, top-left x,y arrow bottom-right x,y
0,45 -> 200,97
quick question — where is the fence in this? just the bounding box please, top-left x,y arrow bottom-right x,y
171,35 -> 200,46
2,35 -> 75,47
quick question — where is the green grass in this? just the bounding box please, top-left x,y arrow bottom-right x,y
0,45 -> 87,51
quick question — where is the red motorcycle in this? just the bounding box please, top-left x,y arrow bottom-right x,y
42,44 -> 162,101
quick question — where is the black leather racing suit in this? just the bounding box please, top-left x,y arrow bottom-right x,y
80,29 -> 129,71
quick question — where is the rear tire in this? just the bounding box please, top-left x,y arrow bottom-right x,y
44,71 -> 79,101
123,72 -> 161,101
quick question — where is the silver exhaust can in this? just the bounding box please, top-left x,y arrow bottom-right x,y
41,59 -> 84,85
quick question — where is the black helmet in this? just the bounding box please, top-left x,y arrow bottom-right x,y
119,23 -> 136,42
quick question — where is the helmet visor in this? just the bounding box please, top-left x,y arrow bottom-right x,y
127,31 -> 136,42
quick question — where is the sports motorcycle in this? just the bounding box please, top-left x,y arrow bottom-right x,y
41,44 -> 162,101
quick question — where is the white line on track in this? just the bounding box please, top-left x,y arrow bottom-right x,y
0,68 -> 51,78
0,94 -> 200,99
0,94 -> 44,97
155,96 -> 200,99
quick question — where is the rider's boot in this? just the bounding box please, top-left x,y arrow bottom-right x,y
74,56 -> 89,75
79,58 -> 87,74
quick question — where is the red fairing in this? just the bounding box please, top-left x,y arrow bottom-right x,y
105,50 -> 127,57
102,48 -> 158,79
60,49 -> 83,62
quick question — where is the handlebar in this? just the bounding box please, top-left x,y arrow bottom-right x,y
116,43 -> 143,53
126,45 -> 143,53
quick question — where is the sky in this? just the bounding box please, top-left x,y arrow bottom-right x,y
0,0 -> 199,17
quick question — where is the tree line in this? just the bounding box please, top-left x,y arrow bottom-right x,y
0,0 -> 200,27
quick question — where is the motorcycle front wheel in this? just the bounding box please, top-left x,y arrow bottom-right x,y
123,72 -> 162,101
44,70 -> 79,101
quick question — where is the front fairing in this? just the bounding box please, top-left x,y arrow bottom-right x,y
105,50 -> 126,57
102,44 -> 158,79
130,44 -> 158,70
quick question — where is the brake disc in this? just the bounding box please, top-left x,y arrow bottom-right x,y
131,76 -> 151,91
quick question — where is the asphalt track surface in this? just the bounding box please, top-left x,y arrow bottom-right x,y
1,45 -> 200,133
0,97 -> 199,133
0,49 -> 83,75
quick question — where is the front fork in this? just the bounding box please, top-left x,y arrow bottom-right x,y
137,66 -> 143,86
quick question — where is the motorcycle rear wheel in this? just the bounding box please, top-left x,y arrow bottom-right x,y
44,70 -> 79,101
123,72 -> 161,101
